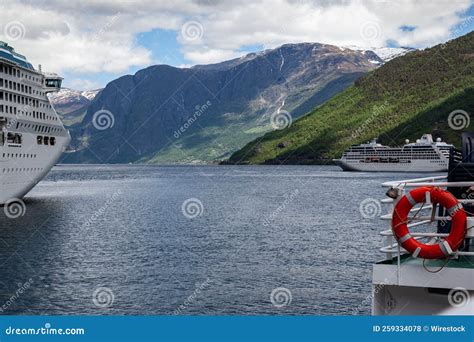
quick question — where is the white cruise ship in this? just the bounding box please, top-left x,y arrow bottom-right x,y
0,41 -> 70,205
333,134 -> 453,172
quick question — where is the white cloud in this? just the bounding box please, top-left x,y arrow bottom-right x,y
183,48 -> 243,65
0,0 -> 472,76
181,0 -> 472,63
67,78 -> 103,91
0,0 -> 183,73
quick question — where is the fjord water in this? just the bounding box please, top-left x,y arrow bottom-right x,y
0,165 -> 430,315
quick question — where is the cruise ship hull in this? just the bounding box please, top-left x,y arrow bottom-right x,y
333,159 -> 448,172
0,41 -> 70,205
0,133 -> 70,204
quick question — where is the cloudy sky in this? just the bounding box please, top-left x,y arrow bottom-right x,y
0,0 -> 473,90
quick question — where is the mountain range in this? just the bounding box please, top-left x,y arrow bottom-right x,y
53,44 -> 411,164
228,32 -> 474,164
49,88 -> 101,127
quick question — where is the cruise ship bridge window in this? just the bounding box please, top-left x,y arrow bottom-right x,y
45,79 -> 61,88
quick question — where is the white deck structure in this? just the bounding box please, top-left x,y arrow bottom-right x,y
373,176 -> 474,315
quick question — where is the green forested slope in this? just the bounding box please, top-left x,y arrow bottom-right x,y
228,31 -> 474,164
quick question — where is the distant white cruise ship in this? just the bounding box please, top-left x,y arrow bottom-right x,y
333,134 -> 453,172
0,41 -> 70,204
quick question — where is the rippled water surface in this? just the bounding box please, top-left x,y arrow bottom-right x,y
0,165 -> 433,315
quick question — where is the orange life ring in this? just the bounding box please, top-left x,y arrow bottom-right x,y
392,187 -> 467,259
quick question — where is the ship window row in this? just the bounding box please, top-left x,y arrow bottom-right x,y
0,78 -> 32,94
0,115 -> 63,135
2,167 -> 44,173
2,152 -> 37,158
12,121 -> 63,134
349,147 -> 438,152
345,152 -> 439,155
345,152 -> 441,157
0,104 -> 17,115
37,135 -> 56,146
0,63 -> 42,85
350,153 -> 440,156
0,64 -> 20,77
410,145 -> 441,149
344,154 -> 443,160
346,156 -> 442,160
346,150 -> 438,156
0,103 -> 57,122
345,153 -> 439,157
349,146 -> 439,150
0,89 -> 52,112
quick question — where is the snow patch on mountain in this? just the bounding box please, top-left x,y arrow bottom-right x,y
370,47 -> 415,61
344,46 -> 415,62
81,89 -> 102,101
49,88 -> 102,115
49,88 -> 102,104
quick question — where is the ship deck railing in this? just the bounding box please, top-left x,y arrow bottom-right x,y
379,175 -> 474,272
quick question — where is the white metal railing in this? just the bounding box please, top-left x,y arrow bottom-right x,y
382,175 -> 446,187
380,176 -> 474,262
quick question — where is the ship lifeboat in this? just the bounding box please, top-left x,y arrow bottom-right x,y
392,187 -> 467,259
